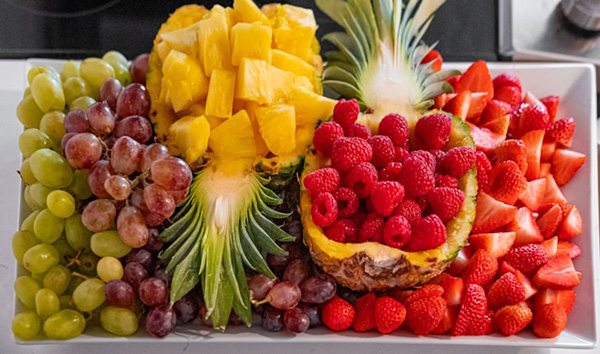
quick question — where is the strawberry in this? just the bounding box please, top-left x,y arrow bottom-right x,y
499,262 -> 539,300
521,129 -> 544,180
427,187 -> 465,222
469,232 -> 515,259
333,99 -> 360,128
539,162 -> 551,178
415,113 -> 452,150
462,249 -> 498,285
472,192 -> 517,233
405,295 -> 446,335
488,161 -> 528,205
488,272 -> 526,309
551,149 -> 585,186
518,178 -> 547,211
467,92 -> 490,122
447,247 -> 473,276
421,49 -> 443,72
504,244 -> 548,274
481,114 -> 511,136
533,303 -> 568,338
370,181 -> 404,217
481,99 -> 513,125
533,254 -> 580,290
431,306 -> 458,334
543,174 -> 567,205
439,276 -> 464,307
534,288 -> 576,316
322,296 -> 355,331
507,207 -> 544,246
352,293 -> 377,332
313,122 -> 345,157
303,168 -> 340,198
494,85 -> 522,107
471,310 -> 495,335
405,284 -> 444,306
399,154 -> 435,197
541,141 -> 556,162
493,73 -> 521,90
476,150 -> 492,192
495,302 -> 533,335
447,75 -> 461,90
331,137 -> 373,172
557,205 -> 582,239
540,95 -> 560,123
443,90 -> 471,121
556,240 -> 581,259
455,60 -> 494,100
467,123 -> 506,153
523,91 -> 545,108
546,118 -> 575,147
382,215 -> 411,249
519,104 -> 550,136
406,215 -> 446,251
451,283 -> 488,336
390,289 -> 414,304
434,93 -> 455,109
495,139 -> 528,174
374,296 -> 406,334
541,236 -> 559,258
536,204 -> 563,238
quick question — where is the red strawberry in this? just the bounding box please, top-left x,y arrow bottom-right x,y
451,283 -> 488,336
439,276 -> 464,307
455,60 -> 494,100
481,99 -> 513,125
488,161 -> 528,205
493,73 -> 521,90
539,162 -> 551,178
311,192 -> 338,227
447,75 -> 461,90
536,204 -> 563,239
481,114 -> 511,136
448,247 -> 473,276
399,154 -> 435,197
476,150 -> 492,171
495,302 -> 533,335
519,104 -> 550,136
358,212 -> 385,243
374,296 -> 406,334
541,141 -> 556,162
431,306 -> 458,334
333,98 -> 359,128
533,254 -> 580,290
370,181 -> 404,217
504,244 -> 548,274
556,240 -> 581,259
427,187 -> 465,222
406,214 -> 446,251
488,272 -> 526,309
435,174 -> 458,189
421,49 -> 443,72
546,118 -> 575,147
557,205 -> 582,239
476,151 -> 492,192
303,168 -> 340,198
325,219 -> 357,243
467,122 -> 506,153
470,310 -> 495,335
392,199 -> 421,226
499,262 -> 539,300
534,288 -> 576,316
415,113 -> 452,150
468,92 -> 490,122
507,207 -> 544,246
322,296 -> 355,331
518,178 -> 547,211
540,95 -> 560,123
443,90 -> 471,121
533,303 -> 568,338
390,289 -> 414,303
472,192 -> 518,233
441,147 -> 476,178
352,293 -> 377,332
494,85 -> 522,107
543,174 -> 567,205
541,236 -> 558,258
462,249 -> 498,285
551,149 -> 585,186
521,129 -> 544,180
405,295 -> 446,335
313,122 -> 345,157
469,232 -> 516,259
331,137 -> 373,172
434,93 -> 455,110
378,113 -> 409,146
383,215 -> 411,249
523,91 -> 545,109
405,284 -> 444,306
345,162 -> 378,198
495,139 -> 528,174
368,135 -> 395,169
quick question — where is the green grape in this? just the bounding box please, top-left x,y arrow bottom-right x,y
47,190 -> 75,218
33,209 -> 65,243
68,169 -> 92,200
29,149 -> 73,189
70,96 -> 96,111
52,236 -> 77,265
21,210 -> 40,232
80,58 -> 115,90
90,231 -> 131,258
31,272 -> 46,283
96,257 -> 123,282
35,288 -> 60,320
29,183 -> 52,209
39,111 -> 65,143
23,87 -> 32,98
31,73 -> 65,112
43,265 -> 71,295
22,243 -> 60,273
18,128 -> 53,158
112,63 -> 132,86
60,61 -> 80,81
27,65 -> 60,86
102,51 -> 128,67
14,276 -> 40,309
100,306 -> 138,336
17,95 -> 44,129
63,77 -> 93,107
78,252 -> 99,276
73,278 -> 106,312
24,185 -> 40,210
43,309 -> 86,340
59,295 -> 76,309
65,213 -> 93,251
12,230 -> 40,264
66,276 -> 84,294
12,311 -> 42,340
20,158 -> 38,185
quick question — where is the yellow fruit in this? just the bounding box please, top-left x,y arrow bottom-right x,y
230,22 -> 272,66
235,58 -> 295,105
209,109 -> 256,160
159,23 -> 199,58
225,7 -> 240,28
206,116 -> 227,130
187,103 -> 205,116
245,101 -> 270,157
198,6 -> 232,76
272,5 -> 317,62
205,69 -> 236,118
161,50 -> 208,112
255,104 -> 296,156
271,49 -> 315,88
168,115 -> 210,164
294,76 -> 314,91
261,4 -> 279,18
152,5 -> 209,48
233,0 -> 269,25
156,42 -> 171,63
290,86 -> 336,127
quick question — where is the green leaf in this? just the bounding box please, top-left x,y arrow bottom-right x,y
257,198 -> 291,219
222,234 -> 244,308
253,211 -> 295,242
159,204 -> 197,243
248,215 -> 288,256
206,270 -> 234,332
239,225 -> 275,278
202,227 -> 226,317
231,250 -> 252,327
259,187 -> 282,206
166,218 -> 204,274
423,69 -> 461,87
170,236 -> 201,303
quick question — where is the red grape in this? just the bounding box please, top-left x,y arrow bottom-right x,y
145,306 -> 176,338
104,175 -> 131,200
138,277 -> 168,307
284,308 -> 310,333
99,78 -> 123,112
81,199 -> 116,232
87,101 -> 115,135
143,184 -> 175,219
298,303 -> 320,328
65,133 -> 103,169
144,228 -> 163,252
116,83 -> 150,118
261,306 -> 283,332
130,53 -> 150,85
300,275 -> 337,304
153,268 -> 171,287
145,212 -> 167,227
151,157 -> 192,191
267,243 -> 302,271
104,135 -> 117,149
173,295 -> 198,324
64,110 -> 89,133
267,281 -> 301,310
123,262 -> 148,292
142,143 -> 170,171
283,259 -> 309,286
111,136 -> 142,175
88,160 -> 113,198
125,248 -> 153,271
105,279 -> 135,308
169,188 -> 189,204
248,274 -> 277,302
117,206 -> 149,248
114,115 -> 152,143
61,132 -> 77,151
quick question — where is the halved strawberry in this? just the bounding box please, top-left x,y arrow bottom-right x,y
434,93 -> 456,109
546,118 -> 575,147
481,99 -> 512,125
469,232 -> 516,259
556,240 -> 581,259
421,49 -> 443,72
533,254 -> 580,290
494,85 -> 522,107
455,60 -> 494,100
539,163 -> 551,178
521,130 -> 544,180
447,247 -> 473,276
443,90 -> 471,121
446,75 -> 461,90
536,204 -> 563,238
504,244 -> 548,274
557,205 -> 582,239
487,272 -> 526,309
467,123 -> 506,153
439,276 -> 464,307
534,288 -> 576,316
519,104 -> 550,136
462,249 -> 498,286
493,73 -> 521,90
541,141 -> 556,163
488,161 -> 528,205
472,192 -> 518,233
540,95 -> 560,123
518,178 -> 547,211
541,236 -> 558,258
481,115 -> 511,136
543,174 -> 567,205
499,262 -> 539,300
523,91 -> 545,108
495,139 -> 528,174
467,92 -> 490,122
451,284 -> 488,336
551,149 -> 585,186
431,306 -> 458,334
507,207 -> 544,246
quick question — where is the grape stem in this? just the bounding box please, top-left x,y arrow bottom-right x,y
130,170 -> 151,190
250,292 -> 269,307
99,139 -> 110,160
71,271 -> 92,281
65,248 -> 84,267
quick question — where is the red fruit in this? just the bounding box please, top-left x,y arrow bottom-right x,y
541,236 -> 558,258
557,205 -> 582,239
331,137 -> 373,172
413,195 -> 429,212
556,241 -> 581,259
434,93 -> 455,109
334,187 -> 359,218
447,75 -> 461,90
439,276 -> 464,307
368,135 -> 395,168
519,104 -> 550,136
543,174 -> 567,205
499,262 -> 539,300
421,49 -> 443,72
432,306 -> 458,334
476,151 -> 492,171
488,160 -> 528,205
493,73 -> 521,90
518,178 -> 547,211
495,139 -> 528,174
541,141 -> 557,162
504,244 -> 548,274
536,204 -> 563,239
379,161 -> 403,182
311,192 -> 338,227
467,123 -> 506,153
303,168 -> 340,198
441,147 -> 476,178
399,154 -> 435,197
333,98 -> 360,128
472,192 -> 518,233
495,302 -> 533,335
540,95 -> 560,123
405,284 -> 445,306
467,92 -> 490,122
344,162 -> 378,198
370,181 -> 404,217
481,114 -> 511,136
469,232 -> 516,259
405,296 -> 446,335
382,215 -> 411,249
534,288 -> 576,316
325,219 -> 357,243
546,118 -> 575,148
507,207 -> 544,247
322,296 -> 355,331
448,247 -> 473,276
462,249 -> 498,285
521,130 -> 544,180
427,187 -> 465,222
345,123 -> 372,140
471,310 -> 495,335
435,174 -> 458,188
392,199 -> 422,226
406,215 -> 446,251
313,122 -> 344,157
390,289 -> 414,303
452,283 -> 488,336
394,146 -> 409,162
488,272 -> 526,309
415,113 -> 452,150
481,99 -> 513,135
374,296 -> 406,334
358,212 -> 385,243
551,149 -> 585,186
378,113 -> 409,146
429,149 -> 446,167
533,303 -> 568,338
410,150 -> 437,172
494,85 -> 522,107
455,60 -> 494,100
476,151 -> 492,192
539,162 -> 551,178
443,90 -> 471,121
352,293 -> 377,332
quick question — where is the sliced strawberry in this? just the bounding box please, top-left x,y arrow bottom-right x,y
539,163 -> 551,178
446,75 -> 461,90
507,207 -> 544,246
451,283 -> 488,336
499,260 -> 518,276
462,249 -> 498,286
534,288 -> 576,316
551,149 -> 585,186
533,254 -> 580,290
469,232 -> 515,259
540,95 -> 560,123
488,161 -> 528,205
439,276 -> 464,307
443,90 -> 471,121
541,141 -> 556,163
472,192 -> 518,233
556,240 -> 581,259
481,99 -> 512,124
519,104 -> 550,136
493,73 -> 521,90
431,306 -> 458,334
521,130 -> 544,180
540,236 -> 558,258
523,91 -> 545,108
455,60 -> 494,100
536,204 -> 563,239
448,246 -> 473,276
487,272 -> 526,309
494,85 -> 522,107
518,178 -> 547,211
481,115 -> 510,136
499,262 -> 539,300
546,118 -> 575,147
495,139 -> 528,174
467,123 -> 506,153
421,49 -> 443,72
467,92 -> 490,122
543,174 -> 567,205
434,93 -> 456,109
557,205 -> 582,239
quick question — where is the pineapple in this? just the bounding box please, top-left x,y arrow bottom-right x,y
233,0 -> 270,25
205,69 -> 236,118
271,5 -> 317,63
290,85 -> 336,127
161,50 -> 208,113
168,115 -> 210,164
235,58 -> 294,105
198,6 -> 232,76
255,104 -> 296,156
208,109 -> 256,160
271,49 -> 315,86
230,22 -> 272,66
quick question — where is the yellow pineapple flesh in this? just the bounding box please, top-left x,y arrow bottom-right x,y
161,50 -> 208,112
255,104 -> 296,156
208,109 -> 256,160
168,115 -> 210,164
205,69 -> 236,118
290,85 -> 336,127
233,0 -> 270,25
271,49 -> 315,86
198,6 -> 232,76
230,22 -> 273,66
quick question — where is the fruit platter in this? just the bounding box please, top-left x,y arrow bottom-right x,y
10,0 -> 600,348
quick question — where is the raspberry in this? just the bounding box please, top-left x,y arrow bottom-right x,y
368,135 -> 395,168
406,214 -> 446,251
345,123 -> 371,139
435,174 -> 458,188
392,199 -> 422,226
351,211 -> 367,228
405,295 -> 446,335
415,113 -> 452,150
303,168 -> 340,198
399,155 -> 435,197
333,99 -> 360,128
379,162 -> 402,181
344,162 -> 378,198
428,187 -> 465,222
413,195 -> 429,211
383,215 -> 411,249
311,192 -> 338,227
429,149 -> 446,173
441,147 -> 476,178
409,150 -> 436,171
331,137 -> 373,172
358,212 -> 385,243
374,296 -> 406,334
334,187 -> 359,218
370,181 -> 405,217
313,121 -> 344,157
322,296 -> 355,331
378,113 -> 409,146
325,219 -> 358,243
352,293 -> 377,332
394,146 -> 409,162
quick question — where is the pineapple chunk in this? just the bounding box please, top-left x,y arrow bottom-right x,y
271,49 -> 314,85
225,7 -> 240,28
245,101 -> 270,157
290,86 -> 336,127
209,109 -> 257,159
198,6 -> 232,76
157,41 -> 172,63
277,5 -> 317,28
188,103 -> 205,116
168,115 -> 210,164
261,4 -> 279,19
235,58 -> 295,105
205,69 -> 236,118
206,116 -> 227,130
255,104 -> 296,156
152,4 -> 209,48
161,50 -> 208,112
233,0 -> 269,25
272,5 -> 317,62
233,99 -> 246,114
159,23 -> 199,58
230,22 -> 272,66
294,76 -> 313,91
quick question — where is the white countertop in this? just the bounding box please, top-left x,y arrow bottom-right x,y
0,60 -> 596,354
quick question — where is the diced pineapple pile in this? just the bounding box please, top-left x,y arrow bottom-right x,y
148,0 -> 336,165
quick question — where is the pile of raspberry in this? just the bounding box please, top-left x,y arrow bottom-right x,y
304,99 -> 476,252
